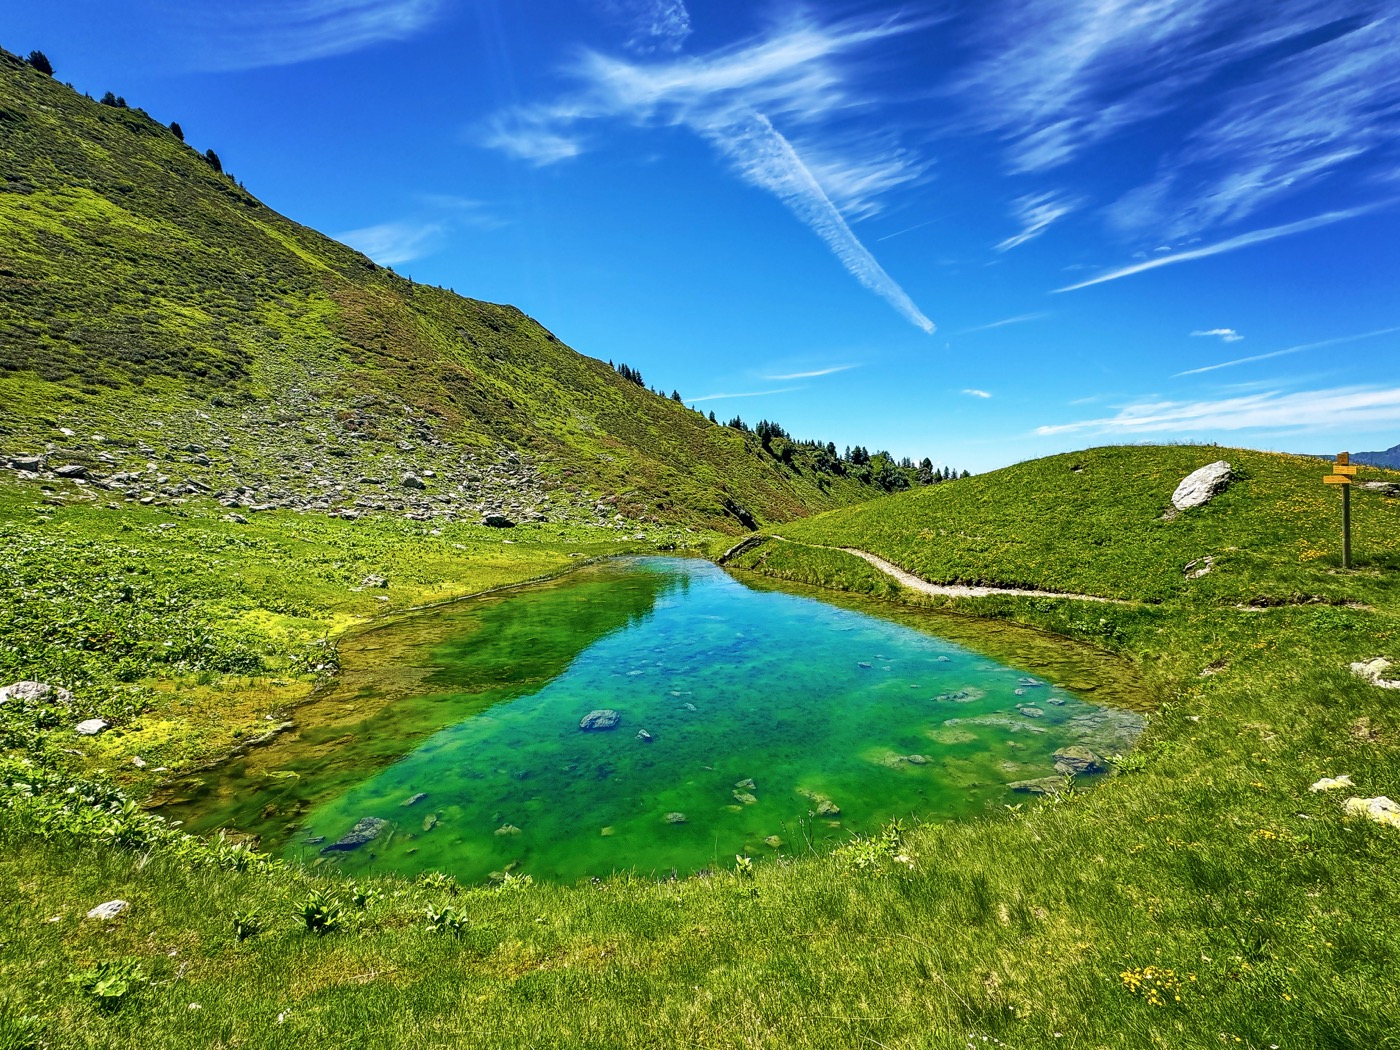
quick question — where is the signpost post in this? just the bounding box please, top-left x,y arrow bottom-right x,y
1323,452 -> 1358,568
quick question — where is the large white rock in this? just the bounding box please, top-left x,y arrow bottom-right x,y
0,681 -> 74,706
1171,461 -> 1233,511
74,718 -> 110,736
1351,658 -> 1400,689
1343,796 -> 1400,829
1310,774 -> 1354,792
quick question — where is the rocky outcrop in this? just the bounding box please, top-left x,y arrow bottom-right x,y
1053,746 -> 1106,775
0,680 -> 73,706
1171,461 -> 1232,511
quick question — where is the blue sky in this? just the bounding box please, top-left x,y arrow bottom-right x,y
10,0 -> 1400,470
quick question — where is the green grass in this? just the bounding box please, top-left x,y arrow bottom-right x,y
3,444 -> 1400,1047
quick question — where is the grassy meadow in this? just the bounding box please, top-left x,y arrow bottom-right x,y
2,445 -> 1399,1048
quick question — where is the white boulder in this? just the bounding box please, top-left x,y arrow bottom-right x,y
1309,775 -> 1354,792
1343,796 -> 1400,829
0,681 -> 74,706
86,900 -> 130,920
1351,658 -> 1400,690
75,718 -> 110,736
1171,461 -> 1233,511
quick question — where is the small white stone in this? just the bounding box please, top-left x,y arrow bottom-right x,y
86,899 -> 129,920
1343,796 -> 1400,829
74,718 -> 109,736
1310,775 -> 1354,792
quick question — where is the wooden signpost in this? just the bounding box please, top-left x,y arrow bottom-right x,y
1323,452 -> 1357,568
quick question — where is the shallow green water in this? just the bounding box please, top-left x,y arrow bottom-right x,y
165,557 -> 1146,884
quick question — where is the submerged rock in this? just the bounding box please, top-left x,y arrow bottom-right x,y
580,709 -> 621,731
636,729 -> 653,743
494,823 -> 522,836
733,791 -> 758,805
401,792 -> 429,806
734,778 -> 756,790
798,788 -> 841,817
1171,460 -> 1232,511
1008,776 -> 1069,795
1053,746 -> 1106,775
321,817 -> 389,853
422,813 -> 439,832
664,812 -> 688,824
764,835 -> 784,849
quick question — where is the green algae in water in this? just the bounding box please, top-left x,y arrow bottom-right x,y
275,558 -> 1144,883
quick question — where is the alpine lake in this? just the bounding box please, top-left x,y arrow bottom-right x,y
157,557 -> 1149,884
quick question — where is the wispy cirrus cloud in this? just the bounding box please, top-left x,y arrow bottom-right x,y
764,364 -> 856,380
598,0 -> 693,54
690,386 -> 800,403
1173,325 -> 1400,377
177,0 -> 445,71
963,0 -> 1400,248
996,192 -> 1080,251
482,12 -> 937,333
1035,384 -> 1400,436
335,220 -> 444,266
963,388 -> 992,399
1192,328 -> 1243,343
1054,204 -> 1379,293
953,313 -> 1048,335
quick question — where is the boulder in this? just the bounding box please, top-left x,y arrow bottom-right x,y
0,680 -> 74,706
1184,556 -> 1214,579
1310,775 -> 1354,792
320,816 -> 389,853
55,464 -> 91,479
1350,658 -> 1400,690
579,709 -> 621,731
1008,776 -> 1069,795
401,473 -> 426,490
86,900 -> 129,921
1053,746 -> 1106,775
636,729 -> 653,743
1361,481 -> 1400,498
1171,461 -> 1232,511
9,455 -> 43,472
361,574 -> 389,589
481,514 -> 515,528
1343,796 -> 1400,829
75,718 -> 109,737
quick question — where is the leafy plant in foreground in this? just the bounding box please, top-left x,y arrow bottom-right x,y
424,905 -> 469,936
66,958 -> 147,1006
295,890 -> 345,935
232,909 -> 263,943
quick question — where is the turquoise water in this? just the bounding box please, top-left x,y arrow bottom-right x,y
258,557 -> 1144,884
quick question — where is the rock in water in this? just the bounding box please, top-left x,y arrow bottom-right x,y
1171,461 -> 1232,511
494,823 -> 522,836
579,709 -> 621,731
86,900 -> 129,921
401,792 -> 429,806
664,812 -> 688,824
1008,776 -> 1069,795
734,778 -> 756,790
321,817 -> 389,853
636,729 -> 653,743
1053,746 -> 1106,775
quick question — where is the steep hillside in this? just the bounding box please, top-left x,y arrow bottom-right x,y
0,48 -> 887,531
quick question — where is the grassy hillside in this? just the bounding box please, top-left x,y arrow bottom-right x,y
766,444 -> 1400,605
0,48 -> 892,531
3,445 -> 1399,1048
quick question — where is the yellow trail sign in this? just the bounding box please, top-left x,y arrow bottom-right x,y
1336,452 -> 1350,466
1332,465 -> 1358,475
1324,475 -> 1352,485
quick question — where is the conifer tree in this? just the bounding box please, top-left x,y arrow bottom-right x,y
25,51 -> 54,76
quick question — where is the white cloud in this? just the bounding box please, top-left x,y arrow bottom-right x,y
764,365 -> 856,379
954,313 -> 1048,335
996,191 -> 1080,251
691,387 -> 800,403
599,0 -> 693,54
179,0 -> 444,71
1173,325 -> 1400,377
1191,328 -> 1243,343
482,13 -> 937,333
1035,384 -> 1400,436
335,221 -> 443,266
962,0 -> 1400,240
963,388 -> 992,398
1054,204 -> 1379,292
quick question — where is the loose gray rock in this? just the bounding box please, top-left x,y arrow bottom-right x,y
75,718 -> 109,736
1184,556 -> 1214,579
481,513 -> 515,528
1008,776 -> 1069,795
1171,461 -> 1232,511
361,574 -> 389,589
1053,746 -> 1106,775
1360,481 -> 1400,498
55,464 -> 90,479
9,455 -> 44,472
86,900 -> 129,921
579,709 -> 621,731
0,681 -> 74,706
401,473 -> 426,490
320,817 -> 389,853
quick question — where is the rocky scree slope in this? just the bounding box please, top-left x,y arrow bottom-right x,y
0,48 -> 878,531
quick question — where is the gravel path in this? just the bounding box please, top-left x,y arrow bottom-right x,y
838,547 -> 1125,604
